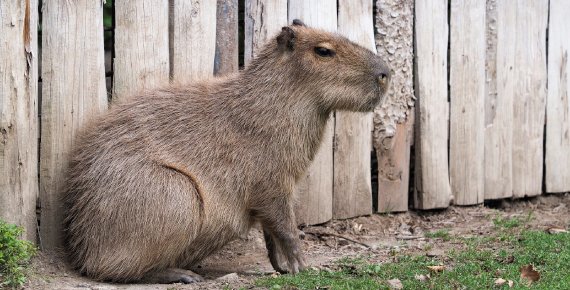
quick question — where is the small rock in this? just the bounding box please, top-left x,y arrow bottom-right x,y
217,272 -> 240,282
426,248 -> 445,257
387,278 -> 403,289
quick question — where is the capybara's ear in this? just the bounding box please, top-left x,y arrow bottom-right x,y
292,19 -> 306,27
277,26 -> 297,51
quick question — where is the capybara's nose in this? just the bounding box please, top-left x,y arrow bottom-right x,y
374,60 -> 391,91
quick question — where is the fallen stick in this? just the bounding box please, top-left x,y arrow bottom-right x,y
303,229 -> 372,249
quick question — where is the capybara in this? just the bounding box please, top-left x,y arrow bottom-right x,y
64,19 -> 391,283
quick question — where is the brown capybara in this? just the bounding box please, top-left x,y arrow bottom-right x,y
64,19 -> 391,283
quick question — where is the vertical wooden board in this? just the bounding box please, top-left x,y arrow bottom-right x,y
40,0 -> 107,249
546,0 -> 570,193
288,0 -> 336,225
484,0 -> 512,200
510,1 -> 548,198
377,112 -> 414,213
0,0 -> 39,241
413,0 -> 453,209
113,0 -> 169,99
449,0 -> 486,205
172,1 -> 217,82
214,0 -> 239,75
244,0 -> 288,65
374,0 -> 415,213
333,0 -> 374,219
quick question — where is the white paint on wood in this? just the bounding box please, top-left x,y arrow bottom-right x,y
333,0 -> 374,219
546,0 -> 570,193
484,0 -> 512,200
289,0 -> 337,225
449,0 -> 486,205
172,0 -> 217,82
113,0 -> 169,99
244,0 -> 288,65
509,1 -> 548,198
40,0 -> 107,249
374,0 -> 415,213
413,0 -> 453,209
0,0 -> 38,241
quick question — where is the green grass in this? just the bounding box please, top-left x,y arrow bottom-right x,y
256,227 -> 570,289
0,220 -> 37,289
425,229 -> 451,241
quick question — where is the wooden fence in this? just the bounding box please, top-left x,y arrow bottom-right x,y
1,0 -> 569,251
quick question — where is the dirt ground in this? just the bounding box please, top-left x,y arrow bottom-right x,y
24,193 -> 570,290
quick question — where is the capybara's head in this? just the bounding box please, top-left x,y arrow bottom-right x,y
271,19 -> 391,113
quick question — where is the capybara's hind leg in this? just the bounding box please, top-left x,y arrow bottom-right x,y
142,268 -> 204,284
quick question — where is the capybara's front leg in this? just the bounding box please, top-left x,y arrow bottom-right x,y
259,197 -> 306,274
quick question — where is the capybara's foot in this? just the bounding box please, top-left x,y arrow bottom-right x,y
143,268 -> 204,284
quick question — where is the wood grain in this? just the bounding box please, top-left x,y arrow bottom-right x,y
40,0 -> 107,249
413,0 -> 453,209
333,0 -> 374,219
244,0 -> 288,65
113,0 -> 169,99
449,0 -> 486,205
0,0 -> 39,242
545,0 -> 570,193
172,0 -> 217,82
214,0 -> 239,75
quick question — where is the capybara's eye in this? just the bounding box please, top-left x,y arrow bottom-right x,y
314,46 -> 335,57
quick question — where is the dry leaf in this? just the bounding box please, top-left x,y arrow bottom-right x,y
508,280 -> 514,287
547,227 -> 568,234
387,278 -> 403,289
494,278 -> 507,286
520,264 -> 540,285
427,265 -> 445,273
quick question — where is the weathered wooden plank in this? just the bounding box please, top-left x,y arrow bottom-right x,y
113,0 -> 169,99
484,0 -> 512,200
172,1 -> 217,82
374,0 -> 415,213
413,0 -> 453,209
510,1 -> 548,198
40,0 -> 107,249
0,0 -> 38,241
545,0 -> 570,193
244,0 -> 288,65
214,0 -> 239,75
288,0 -> 336,225
332,0 -> 374,219
449,0 -> 486,205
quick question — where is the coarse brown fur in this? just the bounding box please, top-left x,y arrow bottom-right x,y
63,20 -> 391,283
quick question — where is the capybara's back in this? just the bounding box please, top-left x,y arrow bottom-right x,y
64,20 -> 391,284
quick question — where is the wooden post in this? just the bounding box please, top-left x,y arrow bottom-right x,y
484,0 -> 512,200
333,0 -> 374,219
113,0 -> 169,99
508,1 -> 548,198
288,0 -> 337,225
413,0 -> 453,209
40,0 -> 107,250
449,0 -> 486,205
545,0 -> 570,193
0,0 -> 38,242
171,1 -> 217,82
374,0 -> 415,213
244,0 -> 288,65
214,0 -> 239,75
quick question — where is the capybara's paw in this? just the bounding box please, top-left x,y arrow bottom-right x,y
144,268 -> 204,284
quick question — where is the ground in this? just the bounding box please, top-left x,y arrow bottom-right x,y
24,193 -> 570,290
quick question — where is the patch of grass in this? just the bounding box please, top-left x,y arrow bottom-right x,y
0,220 -> 37,289
425,229 -> 451,241
256,229 -> 570,289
